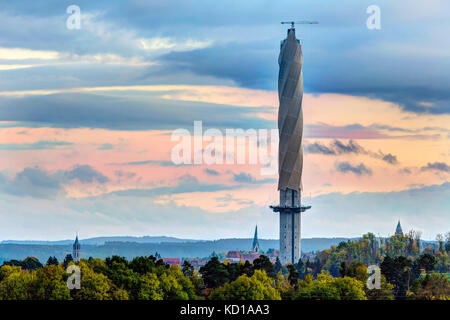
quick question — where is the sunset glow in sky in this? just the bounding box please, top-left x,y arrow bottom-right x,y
0,1 -> 449,240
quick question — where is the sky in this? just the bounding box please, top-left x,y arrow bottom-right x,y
0,0 -> 449,241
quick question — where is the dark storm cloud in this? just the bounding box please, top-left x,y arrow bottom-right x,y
0,0 -> 449,115
158,42 -> 277,89
0,165 -> 108,198
420,162 -> 450,173
335,161 -> 372,176
305,140 -> 399,165
305,140 -> 364,156
0,93 -> 272,130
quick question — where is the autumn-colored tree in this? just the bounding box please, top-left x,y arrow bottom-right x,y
212,270 -> 281,300
294,271 -> 366,300
411,272 -> 450,300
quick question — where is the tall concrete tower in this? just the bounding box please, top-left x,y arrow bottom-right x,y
271,23 -> 311,265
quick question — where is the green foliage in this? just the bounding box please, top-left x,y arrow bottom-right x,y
199,257 -> 229,288
287,264 -> 299,287
411,272 -> 450,300
212,270 -> 281,300
63,254 -> 73,268
274,257 -> 282,274
0,231 -> 448,300
380,256 -> 412,299
3,257 -> 43,270
252,255 -> 275,277
46,256 -> 59,266
293,271 -> 367,300
182,260 -> 194,277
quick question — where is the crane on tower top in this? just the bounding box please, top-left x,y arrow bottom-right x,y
281,21 -> 318,29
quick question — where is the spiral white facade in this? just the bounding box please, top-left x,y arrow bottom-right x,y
278,28 -> 304,193
277,27 -> 304,265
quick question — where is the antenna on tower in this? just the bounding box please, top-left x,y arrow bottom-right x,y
281,21 -> 319,29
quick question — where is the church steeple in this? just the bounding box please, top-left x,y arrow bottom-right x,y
252,225 -> 260,253
73,233 -> 81,262
395,220 -> 403,236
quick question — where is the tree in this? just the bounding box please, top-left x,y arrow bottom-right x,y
34,264 -> 71,300
103,255 -> 140,299
46,256 -> 59,266
287,264 -> 299,287
436,234 -> 445,253
380,256 -> 412,299
339,261 -> 348,277
294,271 -> 366,300
199,257 -> 229,288
365,274 -> 395,300
445,232 -> 450,253
138,273 -> 163,300
129,256 -> 155,275
212,270 -> 281,300
411,272 -> 450,300
0,268 -> 36,300
413,254 -> 436,277
253,255 -> 274,277
182,260 -> 194,277
274,257 -> 282,274
225,263 -> 242,282
63,254 -> 73,268
70,261 -> 112,300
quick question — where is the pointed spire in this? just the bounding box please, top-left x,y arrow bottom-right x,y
252,225 -> 260,253
395,220 -> 403,235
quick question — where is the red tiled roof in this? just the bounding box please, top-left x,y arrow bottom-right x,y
162,258 -> 181,264
226,250 -> 241,258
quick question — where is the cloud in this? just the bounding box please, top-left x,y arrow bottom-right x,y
233,172 -> 254,183
63,164 -> 109,184
114,170 -> 136,180
0,1 -> 449,115
108,174 -> 242,198
335,162 -> 372,176
109,159 -> 178,167
0,93 -> 272,130
304,182 -> 450,239
0,165 -> 109,198
232,172 -> 276,184
0,140 -> 73,150
304,142 -> 335,155
420,162 -> 450,173
305,139 -> 399,165
382,153 -> 398,165
0,167 -> 63,198
98,143 -> 114,150
204,168 -> 220,176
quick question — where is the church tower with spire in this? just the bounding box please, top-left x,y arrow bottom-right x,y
395,220 -> 403,236
252,225 -> 260,253
73,234 -> 81,262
